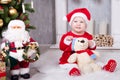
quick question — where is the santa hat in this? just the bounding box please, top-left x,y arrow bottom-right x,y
8,19 -> 25,30
63,8 -> 91,25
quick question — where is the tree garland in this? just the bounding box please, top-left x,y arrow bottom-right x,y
23,43 -> 40,62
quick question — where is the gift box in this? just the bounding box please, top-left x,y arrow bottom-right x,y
0,60 -> 6,80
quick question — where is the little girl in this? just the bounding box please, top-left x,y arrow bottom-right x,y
59,8 -> 117,76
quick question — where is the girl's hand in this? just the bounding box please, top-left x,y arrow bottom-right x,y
65,36 -> 74,41
64,36 -> 74,45
88,40 -> 94,47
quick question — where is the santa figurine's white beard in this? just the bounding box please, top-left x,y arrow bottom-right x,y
2,29 -> 30,43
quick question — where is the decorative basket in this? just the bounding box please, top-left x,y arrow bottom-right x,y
93,34 -> 113,47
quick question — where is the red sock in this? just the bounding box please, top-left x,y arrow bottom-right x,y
69,67 -> 81,76
103,59 -> 117,72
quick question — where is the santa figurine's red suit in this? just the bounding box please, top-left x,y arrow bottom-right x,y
0,20 -> 39,80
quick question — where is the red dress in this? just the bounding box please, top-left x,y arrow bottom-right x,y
59,31 -> 96,64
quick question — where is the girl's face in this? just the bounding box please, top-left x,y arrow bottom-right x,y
71,16 -> 87,35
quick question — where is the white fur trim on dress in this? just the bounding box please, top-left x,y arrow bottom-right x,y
11,69 -> 20,75
96,62 -> 104,67
59,63 -> 78,71
69,13 -> 89,25
64,37 -> 72,45
20,68 -> 30,75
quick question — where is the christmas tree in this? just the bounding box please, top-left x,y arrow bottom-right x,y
0,0 -> 35,37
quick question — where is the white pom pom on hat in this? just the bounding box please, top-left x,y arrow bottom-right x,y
63,16 -> 67,21
63,8 -> 91,25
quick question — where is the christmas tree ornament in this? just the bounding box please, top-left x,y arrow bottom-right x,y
9,7 -> 18,16
0,19 -> 3,27
0,6 -> 4,14
17,0 -> 21,3
0,0 -> 12,4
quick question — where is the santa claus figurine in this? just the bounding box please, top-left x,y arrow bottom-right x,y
0,19 -> 39,80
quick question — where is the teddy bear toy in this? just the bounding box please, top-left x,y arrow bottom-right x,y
67,37 -> 102,75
